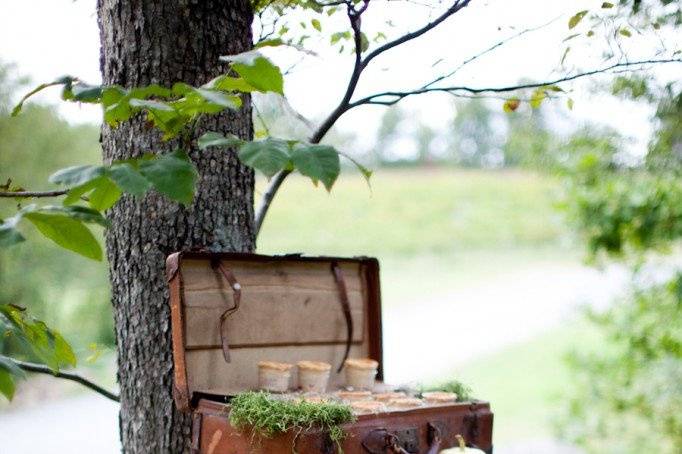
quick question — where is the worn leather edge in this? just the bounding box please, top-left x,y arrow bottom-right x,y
363,258 -> 384,381
167,252 -> 192,412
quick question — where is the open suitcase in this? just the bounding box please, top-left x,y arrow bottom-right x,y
167,252 -> 494,454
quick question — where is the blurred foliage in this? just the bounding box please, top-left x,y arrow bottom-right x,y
558,275 -> 682,453
451,98 -> 505,168
0,64 -> 114,359
556,42 -> 682,448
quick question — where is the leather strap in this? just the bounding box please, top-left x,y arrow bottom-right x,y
212,260 -> 241,362
426,423 -> 442,454
331,261 -> 353,373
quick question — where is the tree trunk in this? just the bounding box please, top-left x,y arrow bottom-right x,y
97,1 -> 254,452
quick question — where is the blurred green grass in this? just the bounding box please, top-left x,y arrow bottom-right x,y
257,168 -> 569,256
455,321 -> 602,444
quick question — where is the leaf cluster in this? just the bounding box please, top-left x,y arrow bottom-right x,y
200,133 -> 370,191
228,391 -> 355,449
0,304 -> 76,400
3,48 -> 372,260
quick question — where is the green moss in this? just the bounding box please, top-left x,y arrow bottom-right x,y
420,380 -> 474,402
229,392 -> 356,449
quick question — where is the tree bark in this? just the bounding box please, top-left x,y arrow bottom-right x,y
97,1 -> 254,452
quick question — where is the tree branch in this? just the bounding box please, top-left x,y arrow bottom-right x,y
0,189 -> 69,198
15,359 -> 120,402
360,0 -> 472,71
348,58 -> 682,107
254,0 -> 370,236
421,15 -> 561,89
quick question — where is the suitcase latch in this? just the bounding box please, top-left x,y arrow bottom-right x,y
362,427 -> 419,453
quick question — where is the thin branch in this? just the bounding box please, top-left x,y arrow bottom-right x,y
360,0 -> 472,70
254,0 -> 370,236
421,15 -> 562,89
15,359 -> 120,402
0,189 -> 69,198
348,58 -> 682,107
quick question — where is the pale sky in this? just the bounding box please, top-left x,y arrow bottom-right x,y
1,0 -> 678,155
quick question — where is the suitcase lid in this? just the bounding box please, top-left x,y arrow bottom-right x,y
166,252 -> 383,412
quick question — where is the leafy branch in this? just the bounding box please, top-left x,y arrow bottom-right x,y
253,0 -> 472,234
13,359 -> 119,402
0,304 -> 120,402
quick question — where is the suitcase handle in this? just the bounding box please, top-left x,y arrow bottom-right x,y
331,261 -> 353,373
211,259 -> 242,363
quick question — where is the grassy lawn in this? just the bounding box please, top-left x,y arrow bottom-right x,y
454,321 -> 603,444
257,168 -> 569,256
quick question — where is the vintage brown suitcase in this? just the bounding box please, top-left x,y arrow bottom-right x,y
167,252 -> 493,454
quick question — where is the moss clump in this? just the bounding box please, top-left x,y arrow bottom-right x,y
419,380 -> 474,402
229,392 -> 355,448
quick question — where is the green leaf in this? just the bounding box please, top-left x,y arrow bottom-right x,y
49,165 -> 105,187
311,18 -> 322,32
63,178 -> 102,206
219,51 -> 284,95
28,205 -> 109,227
0,368 -> 16,401
0,356 -> 26,379
530,88 -> 547,109
338,152 -> 372,186
503,98 -> 521,113
206,76 -> 257,93
601,2 -> 614,8
0,216 -> 25,248
128,98 -> 174,111
290,144 -> 340,191
197,132 -> 244,150
255,38 -> 285,49
567,98 -> 575,110
360,32 -> 370,52
62,83 -> 103,103
192,88 -> 241,109
104,98 -> 133,126
139,150 -> 198,205
88,177 -> 122,211
107,163 -> 151,196
24,212 -> 102,260
238,139 -> 291,178
52,333 -> 77,368
568,10 -> 588,29
330,32 -> 351,45
128,84 -> 172,99
619,28 -> 632,37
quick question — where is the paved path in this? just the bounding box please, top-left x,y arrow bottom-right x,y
382,262 -> 626,383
